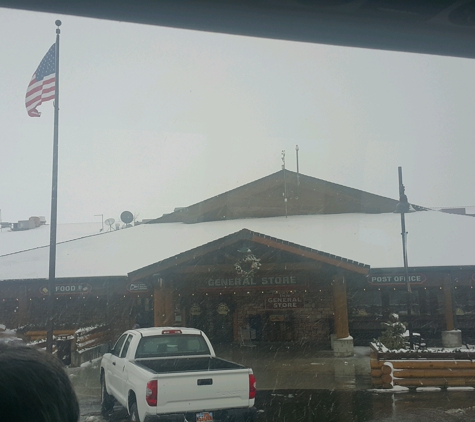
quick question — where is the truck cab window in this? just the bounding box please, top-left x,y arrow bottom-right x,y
111,334 -> 128,357
135,335 -> 210,358
120,335 -> 133,358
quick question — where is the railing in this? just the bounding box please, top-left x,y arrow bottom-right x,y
370,343 -> 475,389
25,325 -> 116,366
70,325 -> 116,366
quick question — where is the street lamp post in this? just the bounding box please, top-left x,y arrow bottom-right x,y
395,166 -> 414,349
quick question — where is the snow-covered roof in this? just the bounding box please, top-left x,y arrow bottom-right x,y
0,222 -> 102,256
0,211 -> 473,281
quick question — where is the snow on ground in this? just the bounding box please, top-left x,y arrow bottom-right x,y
367,385 -> 410,393
354,346 -> 371,356
0,324 -> 23,343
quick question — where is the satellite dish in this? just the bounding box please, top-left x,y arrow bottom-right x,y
104,218 -> 115,231
121,211 -> 134,224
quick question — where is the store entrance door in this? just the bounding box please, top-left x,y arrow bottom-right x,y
133,297 -> 154,328
265,313 -> 294,342
187,299 -> 234,343
249,314 -> 262,341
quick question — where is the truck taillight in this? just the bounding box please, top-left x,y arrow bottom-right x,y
161,329 -> 182,334
146,380 -> 157,406
249,374 -> 256,399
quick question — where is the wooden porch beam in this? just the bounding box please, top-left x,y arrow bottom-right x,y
129,232 -> 253,281
250,235 -> 369,274
168,262 -> 322,274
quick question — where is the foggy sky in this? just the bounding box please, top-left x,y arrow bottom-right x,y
1,7 -> 475,224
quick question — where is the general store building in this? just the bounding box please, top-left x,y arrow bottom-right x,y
1,170 -> 474,356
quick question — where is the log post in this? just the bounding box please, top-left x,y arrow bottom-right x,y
332,274 -> 354,357
443,275 -> 455,331
442,274 -> 462,347
153,279 -> 174,327
18,284 -> 28,326
333,274 -> 350,339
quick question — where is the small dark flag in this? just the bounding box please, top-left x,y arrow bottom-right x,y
25,44 -> 56,117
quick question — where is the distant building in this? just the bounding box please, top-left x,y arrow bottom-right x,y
438,207 -> 475,217
11,216 -> 46,231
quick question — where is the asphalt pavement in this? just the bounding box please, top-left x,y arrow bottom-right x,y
69,344 -> 475,422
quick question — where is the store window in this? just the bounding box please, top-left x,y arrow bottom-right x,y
349,287 -> 446,320
348,288 -> 382,318
454,286 -> 475,316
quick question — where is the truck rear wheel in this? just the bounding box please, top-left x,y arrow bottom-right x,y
130,403 -> 140,422
101,375 -> 115,417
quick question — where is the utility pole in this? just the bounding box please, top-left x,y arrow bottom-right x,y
282,150 -> 288,217
395,166 -> 413,349
295,145 -> 300,187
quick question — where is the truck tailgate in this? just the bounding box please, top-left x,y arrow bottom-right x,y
156,368 -> 251,414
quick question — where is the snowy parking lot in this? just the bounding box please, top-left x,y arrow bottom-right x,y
69,352 -> 475,422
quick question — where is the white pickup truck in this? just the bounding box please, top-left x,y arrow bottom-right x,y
100,327 -> 257,422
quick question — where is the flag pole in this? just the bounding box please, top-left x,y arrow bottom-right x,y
46,20 -> 62,354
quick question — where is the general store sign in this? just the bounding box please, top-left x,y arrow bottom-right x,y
368,274 -> 426,285
202,275 -> 300,288
265,294 -> 304,310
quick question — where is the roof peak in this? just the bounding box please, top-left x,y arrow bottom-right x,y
147,170 -> 424,224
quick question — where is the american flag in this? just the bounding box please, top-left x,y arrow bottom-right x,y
25,44 -> 56,117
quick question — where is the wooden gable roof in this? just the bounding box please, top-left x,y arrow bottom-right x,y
148,170 -> 425,224
128,228 -> 369,282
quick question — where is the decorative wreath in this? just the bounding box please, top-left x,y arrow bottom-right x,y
234,252 -> 261,278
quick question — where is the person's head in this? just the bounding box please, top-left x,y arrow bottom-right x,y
0,342 -> 79,422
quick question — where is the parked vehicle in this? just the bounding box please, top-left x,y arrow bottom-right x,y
100,327 -> 257,422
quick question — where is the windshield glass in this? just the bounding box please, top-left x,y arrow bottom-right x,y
135,334 -> 210,358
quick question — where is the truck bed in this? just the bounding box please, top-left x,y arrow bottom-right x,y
134,356 -> 246,374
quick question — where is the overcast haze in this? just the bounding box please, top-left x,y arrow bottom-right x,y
1,7 -> 475,224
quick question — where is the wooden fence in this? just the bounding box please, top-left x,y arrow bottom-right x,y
370,343 -> 475,389
25,325 -> 117,366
